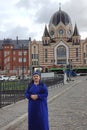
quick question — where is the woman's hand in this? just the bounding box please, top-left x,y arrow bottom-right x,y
31,94 -> 38,100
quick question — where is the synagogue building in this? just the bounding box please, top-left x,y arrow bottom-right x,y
29,6 -> 87,73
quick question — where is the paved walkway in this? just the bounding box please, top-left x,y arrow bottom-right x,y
0,76 -> 87,130
49,79 -> 87,130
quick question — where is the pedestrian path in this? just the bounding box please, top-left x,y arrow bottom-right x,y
0,77 -> 81,130
49,79 -> 87,130
14,77 -> 87,130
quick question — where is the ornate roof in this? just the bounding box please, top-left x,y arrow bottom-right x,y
49,8 -> 71,26
43,25 -> 50,37
73,24 -> 79,36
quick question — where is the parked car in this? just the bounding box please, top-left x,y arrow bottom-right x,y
9,76 -> 18,81
19,75 -> 30,80
0,75 -> 9,81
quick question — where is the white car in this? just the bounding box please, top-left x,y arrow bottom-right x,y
9,76 -> 18,81
0,75 -> 9,81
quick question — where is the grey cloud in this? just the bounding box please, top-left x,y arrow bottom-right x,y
0,0 -> 87,40
34,0 -> 87,34
32,2 -> 60,24
10,26 -> 37,40
16,0 -> 30,9
16,0 -> 50,9
16,0 -> 54,24
62,0 -> 87,32
0,26 -> 34,40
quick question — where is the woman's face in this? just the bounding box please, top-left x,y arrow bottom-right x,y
33,74 -> 40,82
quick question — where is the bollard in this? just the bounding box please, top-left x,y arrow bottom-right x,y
64,73 -> 68,84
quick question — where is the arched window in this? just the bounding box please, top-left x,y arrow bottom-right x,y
57,45 -> 66,57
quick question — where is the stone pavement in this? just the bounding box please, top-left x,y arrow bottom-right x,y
0,76 -> 87,130
49,79 -> 87,130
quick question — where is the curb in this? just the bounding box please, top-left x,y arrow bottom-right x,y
0,113 -> 28,130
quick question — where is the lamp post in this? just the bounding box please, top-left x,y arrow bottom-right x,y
30,65 -> 32,76
22,44 -> 24,80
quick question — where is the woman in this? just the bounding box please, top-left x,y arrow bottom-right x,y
25,72 -> 49,130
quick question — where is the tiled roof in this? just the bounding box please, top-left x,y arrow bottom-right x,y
0,39 -> 29,49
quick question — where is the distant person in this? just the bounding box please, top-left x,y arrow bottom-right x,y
25,72 -> 49,130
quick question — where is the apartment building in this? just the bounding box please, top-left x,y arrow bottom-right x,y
0,38 -> 29,76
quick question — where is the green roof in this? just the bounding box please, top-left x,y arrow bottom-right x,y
73,67 -> 87,70
50,68 -> 64,71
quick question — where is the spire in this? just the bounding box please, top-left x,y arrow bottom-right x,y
16,36 -> 18,44
43,25 -> 50,37
59,2 -> 61,11
73,24 -> 79,36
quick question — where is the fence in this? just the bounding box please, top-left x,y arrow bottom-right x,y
0,75 -> 64,108
42,74 -> 64,87
0,80 -> 29,108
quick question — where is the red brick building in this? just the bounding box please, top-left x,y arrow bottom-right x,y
0,38 -> 29,76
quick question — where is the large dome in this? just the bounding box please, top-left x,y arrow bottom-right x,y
49,9 -> 71,26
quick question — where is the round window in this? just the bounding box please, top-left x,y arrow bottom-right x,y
59,29 -> 63,34
50,31 -> 54,36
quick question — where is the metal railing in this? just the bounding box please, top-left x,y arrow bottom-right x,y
0,75 -> 64,108
0,80 -> 29,108
42,74 -> 64,87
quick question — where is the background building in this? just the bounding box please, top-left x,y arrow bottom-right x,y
29,7 -> 87,73
0,7 -> 87,75
0,37 -> 29,76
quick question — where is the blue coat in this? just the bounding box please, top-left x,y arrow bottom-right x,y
25,82 -> 49,130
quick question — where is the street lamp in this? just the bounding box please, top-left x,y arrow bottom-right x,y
21,44 -> 24,80
30,65 -> 32,76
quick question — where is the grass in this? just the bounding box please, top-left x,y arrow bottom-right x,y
0,80 -> 28,90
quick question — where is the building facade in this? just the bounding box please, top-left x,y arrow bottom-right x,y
0,7 -> 87,75
29,7 -> 87,73
0,38 -> 29,76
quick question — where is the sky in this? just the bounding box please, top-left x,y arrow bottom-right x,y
0,0 -> 87,41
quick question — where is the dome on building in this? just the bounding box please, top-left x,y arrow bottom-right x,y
49,8 -> 72,26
